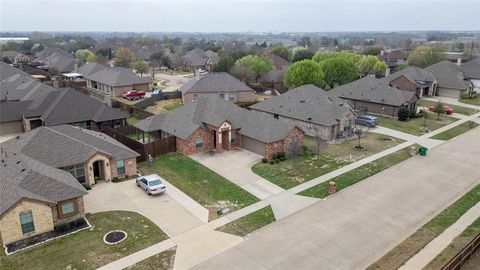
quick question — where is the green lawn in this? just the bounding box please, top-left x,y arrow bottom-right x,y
253,134 -> 402,189
0,211 -> 168,270
419,100 -> 478,115
139,153 -> 258,216
299,146 -> 414,199
126,247 -> 176,270
431,122 -> 479,140
367,184 -> 480,270
127,116 -> 142,126
423,217 -> 480,270
216,206 -> 276,237
459,95 -> 480,106
378,113 -> 457,136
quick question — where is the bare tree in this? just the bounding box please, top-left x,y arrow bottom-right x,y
314,134 -> 327,155
353,124 -> 369,150
288,139 -> 304,164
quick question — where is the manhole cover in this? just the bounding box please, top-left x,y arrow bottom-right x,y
103,230 -> 127,245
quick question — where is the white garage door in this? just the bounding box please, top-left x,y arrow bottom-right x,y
437,88 -> 461,98
242,136 -> 266,156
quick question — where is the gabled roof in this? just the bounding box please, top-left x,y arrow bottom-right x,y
181,48 -> 208,67
204,50 -> 219,64
0,50 -> 21,59
266,53 -> 291,70
461,58 -> 480,80
0,61 -> 31,80
84,67 -> 151,87
45,51 -> 76,73
251,85 -> 354,126
181,72 -> 255,95
135,95 -> 298,143
384,66 -> 436,84
0,125 -> 139,215
425,60 -> 471,90
331,76 -> 418,107
377,50 -> 407,60
77,62 -> 108,76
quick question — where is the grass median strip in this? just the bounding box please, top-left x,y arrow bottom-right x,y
298,146 -> 414,199
126,247 -> 177,270
367,184 -> 480,270
139,153 -> 259,216
419,100 -> 478,116
423,217 -> 480,270
459,95 -> 480,106
216,206 -> 276,237
0,211 -> 168,270
431,122 -> 479,140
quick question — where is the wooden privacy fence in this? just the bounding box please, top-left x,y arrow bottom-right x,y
102,127 -> 176,162
442,233 -> 480,270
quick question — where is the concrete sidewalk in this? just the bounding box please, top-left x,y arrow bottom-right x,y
399,202 -> 480,270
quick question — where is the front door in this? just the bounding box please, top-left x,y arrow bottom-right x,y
93,160 -> 102,180
212,130 -> 217,148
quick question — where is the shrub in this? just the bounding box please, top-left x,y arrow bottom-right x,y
72,218 -> 87,228
409,109 -> 417,118
269,160 -> 275,165
111,177 -> 120,183
275,159 -> 280,163
261,158 -> 268,163
54,223 -> 71,233
398,107 -> 410,121
26,238 -> 36,245
81,183 -> 92,190
271,153 -> 278,160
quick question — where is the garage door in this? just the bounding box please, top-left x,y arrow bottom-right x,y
437,88 -> 460,98
242,136 -> 266,156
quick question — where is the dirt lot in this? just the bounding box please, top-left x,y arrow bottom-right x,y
145,99 -> 183,114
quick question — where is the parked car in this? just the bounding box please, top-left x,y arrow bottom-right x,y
122,90 -> 146,100
152,89 -> 162,95
355,115 -> 378,127
136,175 -> 166,195
428,105 -> 454,115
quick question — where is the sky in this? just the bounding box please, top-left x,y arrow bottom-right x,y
0,0 -> 479,32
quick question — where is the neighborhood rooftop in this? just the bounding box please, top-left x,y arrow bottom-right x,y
82,66 -> 152,87
181,72 -> 255,95
425,60 -> 472,90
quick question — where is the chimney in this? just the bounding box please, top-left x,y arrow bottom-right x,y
456,58 -> 462,66
380,50 -> 385,56
385,68 -> 391,77
195,68 -> 200,80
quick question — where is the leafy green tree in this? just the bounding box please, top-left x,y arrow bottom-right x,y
234,55 -> 274,80
373,61 -> 388,76
407,46 -> 446,68
132,60 -> 149,76
113,47 -> 136,68
319,58 -> 358,88
74,49 -> 95,63
284,60 -> 324,88
160,55 -> 171,69
31,43 -> 44,54
363,47 -> 382,56
96,48 -> 113,59
270,44 -> 290,60
291,48 -> 314,62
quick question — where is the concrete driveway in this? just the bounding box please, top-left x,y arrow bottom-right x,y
84,178 -> 204,237
192,127 -> 480,270
190,148 -> 284,199
153,72 -> 191,92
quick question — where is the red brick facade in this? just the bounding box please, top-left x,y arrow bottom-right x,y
111,158 -> 137,179
176,128 -> 214,155
265,128 -> 304,159
390,75 -> 418,93
51,196 -> 85,225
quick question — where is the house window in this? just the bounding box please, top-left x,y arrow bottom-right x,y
64,164 -> 86,183
116,160 -> 125,175
195,137 -> 204,148
61,202 -> 75,215
230,131 -> 235,143
274,114 -> 279,119
20,211 -> 35,234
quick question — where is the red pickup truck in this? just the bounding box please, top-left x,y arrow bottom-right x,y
121,90 -> 145,100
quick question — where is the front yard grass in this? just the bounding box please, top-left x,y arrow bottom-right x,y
419,100 -> 478,115
216,206 -> 275,237
298,145 -> 415,199
459,95 -> 480,106
367,184 -> 480,270
377,113 -> 457,136
0,211 -> 168,270
423,217 -> 480,270
253,134 -> 402,189
126,247 -> 176,270
139,153 -> 258,215
431,122 -> 479,140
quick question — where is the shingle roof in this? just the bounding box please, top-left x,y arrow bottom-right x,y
45,51 -> 76,73
0,51 -> 21,59
1,61 -> 31,80
331,76 -> 418,107
266,53 -> 291,70
258,69 -> 285,83
425,60 -> 471,90
383,66 -> 436,84
135,95 -> 298,143
461,58 -> 480,80
84,67 -> 151,87
251,85 -> 354,126
0,101 -> 31,122
77,62 -> 108,76
181,72 -> 255,95
377,50 -> 407,61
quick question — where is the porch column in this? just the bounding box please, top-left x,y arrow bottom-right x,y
216,129 -> 222,152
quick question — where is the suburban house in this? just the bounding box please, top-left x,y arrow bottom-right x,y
460,58 -> 480,89
377,50 -> 407,73
258,69 -> 288,93
331,76 -> 419,117
382,66 -> 438,98
0,125 -> 139,246
250,85 -> 356,140
181,72 -> 256,104
82,67 -> 152,97
179,48 -> 219,71
77,62 -> 108,77
266,53 -> 291,70
134,96 -> 304,158
0,51 -> 30,64
425,60 -> 473,98
36,49 -> 76,74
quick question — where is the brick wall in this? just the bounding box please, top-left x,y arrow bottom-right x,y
51,196 -> 85,225
390,76 -> 417,92
176,128 -> 214,155
111,157 -> 137,179
265,127 -> 304,159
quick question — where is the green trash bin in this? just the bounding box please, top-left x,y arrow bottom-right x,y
419,146 -> 428,156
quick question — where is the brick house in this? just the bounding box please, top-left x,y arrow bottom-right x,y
331,76 -> 419,117
83,67 -> 152,97
383,66 -> 438,98
251,85 -> 356,140
425,60 -> 473,98
134,96 -> 303,158
181,72 -> 256,104
377,50 -> 407,73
